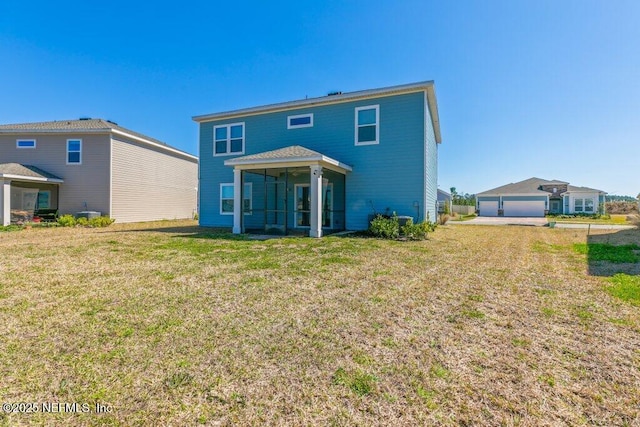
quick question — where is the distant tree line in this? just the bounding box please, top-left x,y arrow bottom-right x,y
450,187 -> 476,206
606,195 -> 638,202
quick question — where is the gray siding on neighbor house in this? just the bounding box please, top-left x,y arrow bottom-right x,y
110,138 -> 198,223
0,134 -> 111,216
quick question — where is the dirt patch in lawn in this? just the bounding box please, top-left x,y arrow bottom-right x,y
0,221 -> 638,425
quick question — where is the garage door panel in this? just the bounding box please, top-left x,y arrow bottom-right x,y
479,201 -> 499,217
503,200 -> 545,217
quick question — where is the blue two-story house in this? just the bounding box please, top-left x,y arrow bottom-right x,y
193,81 -> 442,237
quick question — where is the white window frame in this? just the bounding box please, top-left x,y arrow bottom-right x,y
213,122 -> 245,157
584,198 -> 594,213
66,139 -> 82,165
574,198 -> 584,213
220,182 -> 252,215
354,104 -> 380,146
16,139 -> 36,149
287,113 -> 314,129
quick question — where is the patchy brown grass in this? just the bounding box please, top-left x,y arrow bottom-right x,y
0,220 -> 639,426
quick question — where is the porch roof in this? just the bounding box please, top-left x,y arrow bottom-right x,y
224,145 -> 353,174
0,163 -> 64,183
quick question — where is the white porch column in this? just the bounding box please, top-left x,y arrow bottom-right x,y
232,168 -> 242,234
1,179 -> 10,226
310,165 -> 323,238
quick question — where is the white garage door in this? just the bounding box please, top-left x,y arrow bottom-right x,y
503,200 -> 545,217
479,201 -> 499,217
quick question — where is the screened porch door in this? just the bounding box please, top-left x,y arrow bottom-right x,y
295,182 -> 333,228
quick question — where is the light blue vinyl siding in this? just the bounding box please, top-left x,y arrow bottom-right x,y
424,95 -> 438,223
199,91 -> 429,230
477,196 -> 500,202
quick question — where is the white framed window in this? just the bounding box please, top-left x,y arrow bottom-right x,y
584,198 -> 594,212
574,198 -> 595,213
67,139 -> 82,164
287,113 -> 313,129
214,123 -> 245,156
220,182 -> 252,215
16,139 -> 36,149
574,198 -> 584,212
355,105 -> 379,145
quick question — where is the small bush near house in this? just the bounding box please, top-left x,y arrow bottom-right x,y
57,214 -> 76,227
401,218 -> 434,240
438,214 -> 450,225
369,214 -> 399,239
88,216 -> 115,227
57,215 -> 114,228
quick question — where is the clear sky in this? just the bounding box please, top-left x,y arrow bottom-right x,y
1,1 -> 638,196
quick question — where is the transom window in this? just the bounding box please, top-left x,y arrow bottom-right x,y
355,105 -> 379,145
214,123 -> 245,156
67,139 -> 82,164
287,113 -> 313,129
16,139 -> 36,149
220,183 -> 252,215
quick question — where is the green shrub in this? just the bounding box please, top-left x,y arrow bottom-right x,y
76,217 -> 89,227
88,216 -> 115,228
401,218 -> 435,240
57,214 -> 76,227
369,214 -> 399,239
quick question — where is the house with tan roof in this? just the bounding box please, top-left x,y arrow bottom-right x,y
476,177 -> 606,217
0,119 -> 198,225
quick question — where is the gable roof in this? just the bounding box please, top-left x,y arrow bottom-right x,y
478,177 -> 605,196
0,119 -> 197,161
478,177 -> 567,196
566,185 -> 606,193
193,81 -> 442,144
0,163 -> 63,183
224,145 -> 352,173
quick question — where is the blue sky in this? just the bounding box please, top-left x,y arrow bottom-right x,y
1,1 -> 638,196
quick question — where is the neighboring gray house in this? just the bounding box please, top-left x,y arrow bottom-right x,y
437,189 -> 451,213
476,177 -> 606,217
0,119 -> 198,225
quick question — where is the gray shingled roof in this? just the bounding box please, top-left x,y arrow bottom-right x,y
0,119 -> 196,159
566,185 -> 605,193
0,163 -> 63,181
224,145 -> 352,171
477,177 -> 568,195
478,177 -> 605,196
230,145 -> 325,161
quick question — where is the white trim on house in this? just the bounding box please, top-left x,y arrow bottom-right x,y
225,156 -> 352,174
354,105 -> 380,146
220,182 -> 252,216
213,122 -> 245,157
192,81 -> 442,144
16,139 -> 36,149
287,113 -> 314,129
0,174 -> 63,183
66,138 -> 82,165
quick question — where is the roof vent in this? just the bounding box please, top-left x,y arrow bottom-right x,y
106,120 -> 118,125
79,117 -> 91,120
328,91 -> 342,96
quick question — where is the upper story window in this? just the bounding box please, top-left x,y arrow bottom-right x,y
16,139 -> 36,149
67,139 -> 82,165
287,113 -> 313,129
355,105 -> 379,145
214,123 -> 244,156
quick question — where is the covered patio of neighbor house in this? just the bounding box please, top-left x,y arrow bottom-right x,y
224,146 -> 352,237
0,163 -> 63,225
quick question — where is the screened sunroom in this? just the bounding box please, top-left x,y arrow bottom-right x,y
223,146 -> 352,237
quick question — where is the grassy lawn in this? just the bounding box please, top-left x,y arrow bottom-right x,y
0,220 -> 639,425
549,214 -> 631,225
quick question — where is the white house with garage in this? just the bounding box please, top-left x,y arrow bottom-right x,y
476,177 -> 606,217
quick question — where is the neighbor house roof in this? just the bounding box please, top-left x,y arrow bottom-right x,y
0,163 -> 63,183
0,119 -> 197,161
193,80 -> 442,144
224,145 -> 352,173
565,185 -> 606,194
477,177 -> 568,196
437,189 -> 451,200
478,177 -> 606,196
